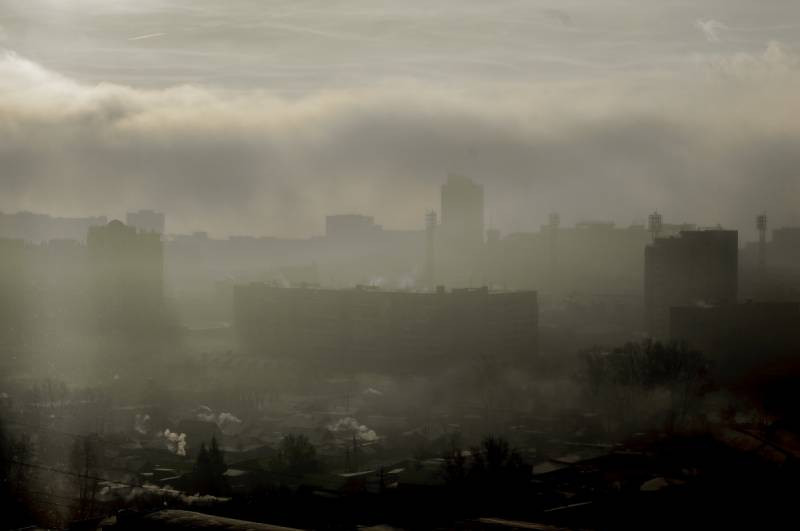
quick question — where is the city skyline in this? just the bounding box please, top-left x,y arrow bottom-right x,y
2,1 -> 800,237
3,3 -> 800,529
0,200 -> 786,244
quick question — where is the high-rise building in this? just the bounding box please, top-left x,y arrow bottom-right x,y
440,174 -> 484,253
126,209 -> 166,234
644,229 -> 738,338
87,220 -> 164,336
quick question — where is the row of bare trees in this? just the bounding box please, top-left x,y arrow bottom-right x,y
577,340 -> 713,434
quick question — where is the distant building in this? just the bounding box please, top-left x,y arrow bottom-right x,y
670,302 -> 800,374
87,220 -> 164,336
0,211 -> 107,243
32,239 -> 93,341
739,226 -> 800,301
325,214 -> 382,241
436,175 -> 486,286
234,285 -> 537,371
126,209 -> 166,234
487,220 -> 697,295
0,239 -> 33,350
644,230 -> 738,338
769,227 -> 800,268
440,174 -> 484,253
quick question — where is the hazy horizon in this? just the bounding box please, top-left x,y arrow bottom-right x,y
3,4 -> 800,529
2,0 -> 800,238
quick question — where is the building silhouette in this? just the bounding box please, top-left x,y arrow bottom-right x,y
87,220 -> 164,337
234,284 -> 537,372
440,174 -> 484,254
768,227 -> 800,269
325,214 -> 382,242
0,211 -> 107,243
126,209 -> 166,234
0,238 -> 34,351
644,229 -> 738,338
437,175 -> 486,286
739,225 -> 800,301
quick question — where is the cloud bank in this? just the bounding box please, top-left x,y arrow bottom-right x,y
1,43 -> 799,237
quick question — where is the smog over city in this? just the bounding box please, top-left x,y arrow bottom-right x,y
1,1 -> 799,529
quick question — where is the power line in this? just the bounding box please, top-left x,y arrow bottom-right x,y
2,458 -> 183,496
4,419 -> 116,442
3,419 -> 194,475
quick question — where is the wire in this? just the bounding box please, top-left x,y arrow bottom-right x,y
5,419 -> 118,442
3,458 -> 182,495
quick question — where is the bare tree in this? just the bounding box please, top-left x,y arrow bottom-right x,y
578,340 -> 712,433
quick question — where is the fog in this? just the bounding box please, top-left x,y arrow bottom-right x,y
2,2 -> 800,529
2,1 -> 800,236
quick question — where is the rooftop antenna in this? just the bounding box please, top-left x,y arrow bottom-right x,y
648,211 -> 663,241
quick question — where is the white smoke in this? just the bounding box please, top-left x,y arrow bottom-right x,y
196,406 -> 215,424
134,413 -> 150,435
102,482 -> 229,506
196,406 -> 242,431
216,412 -> 242,429
162,429 -> 187,456
327,417 -> 378,442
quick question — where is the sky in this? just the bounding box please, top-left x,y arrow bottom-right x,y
1,0 -> 799,238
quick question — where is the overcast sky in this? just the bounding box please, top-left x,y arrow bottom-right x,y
1,0 -> 799,237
